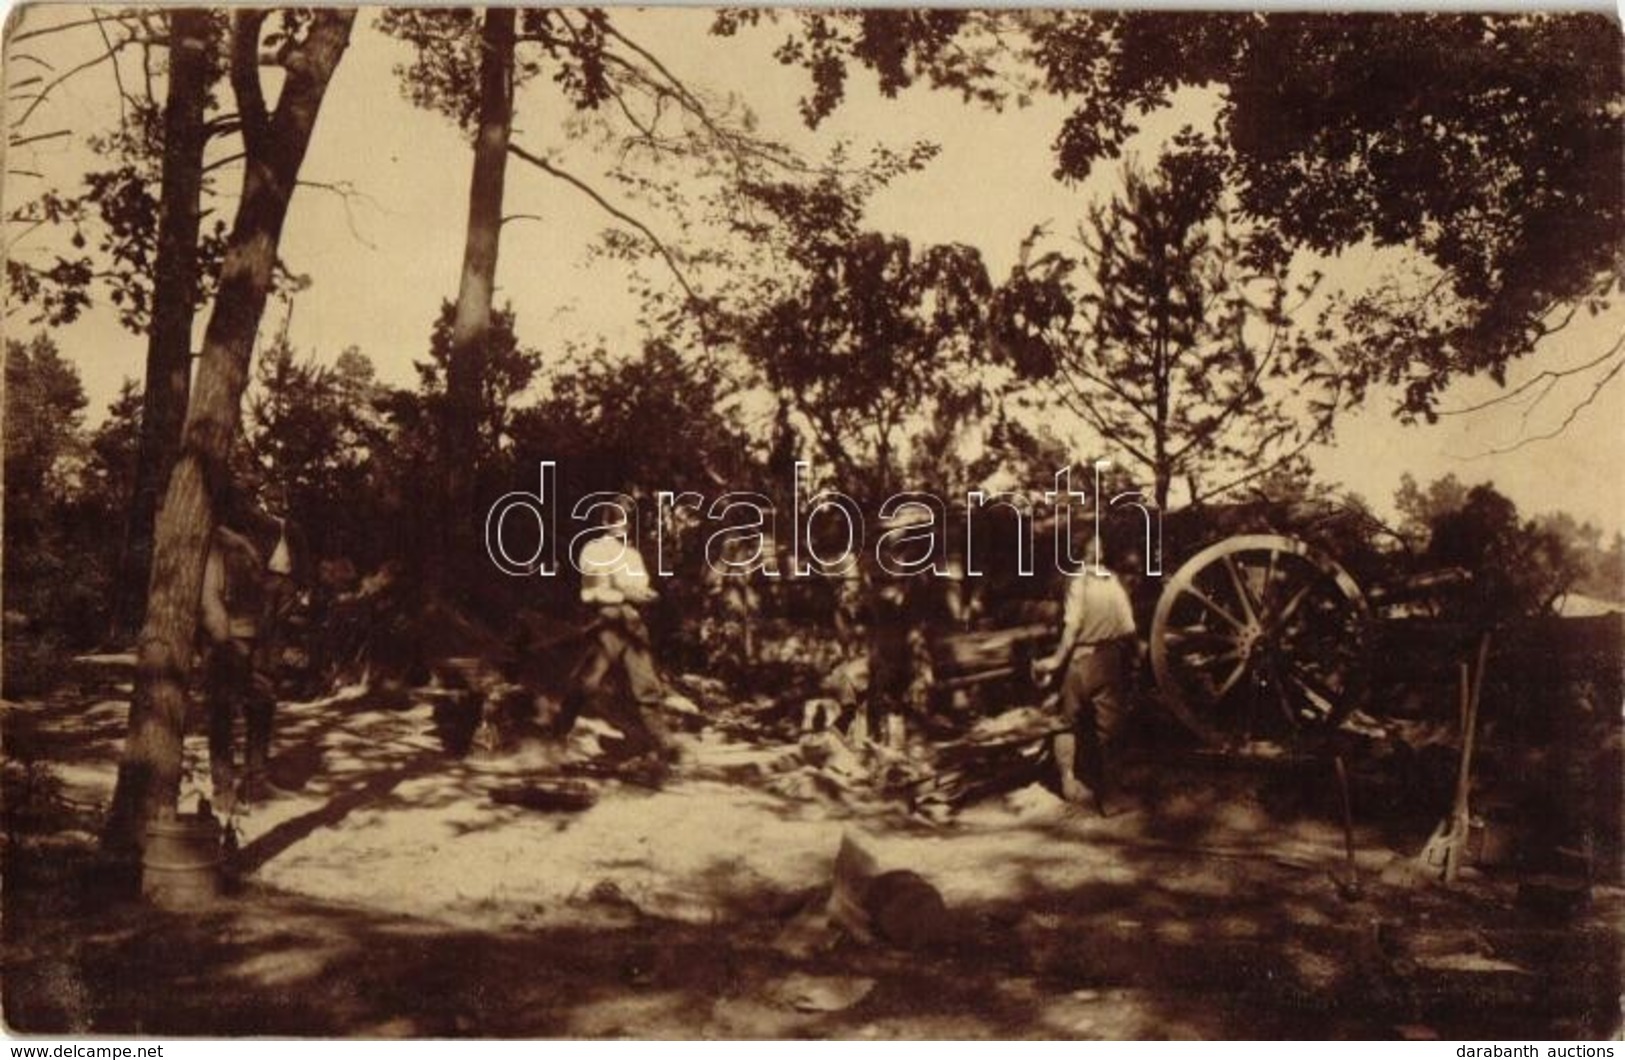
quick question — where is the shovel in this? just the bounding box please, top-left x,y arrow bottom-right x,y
1331,754 -> 1362,901
1419,632 -> 1491,883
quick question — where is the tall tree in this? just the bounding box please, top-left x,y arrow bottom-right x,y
511,338 -> 754,503
3,12 -> 282,640
993,147 -> 1341,509
1394,472 -> 1472,549
2,334 -> 88,525
113,9 -> 222,638
725,175 -> 994,741
105,9 -> 357,853
416,300 -> 542,466
442,8 -> 514,601
1532,512 -> 1625,603
380,8 -> 843,605
3,334 -> 89,612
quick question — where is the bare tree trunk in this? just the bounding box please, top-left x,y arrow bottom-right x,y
438,7 -> 515,606
104,9 -> 357,854
111,10 -> 215,642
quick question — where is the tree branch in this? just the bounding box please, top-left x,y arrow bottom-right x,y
1438,330 -> 1625,416
140,35 -> 157,108
92,7 -> 132,127
200,148 -> 245,175
586,16 -> 817,179
8,129 -> 72,148
1473,355 -> 1625,456
1166,319 -> 1293,465
10,33 -> 136,130
294,178 -> 378,249
229,10 -> 271,159
8,11 -> 131,44
507,141 -> 703,310
1197,427 -> 1325,505
1048,376 -> 1156,467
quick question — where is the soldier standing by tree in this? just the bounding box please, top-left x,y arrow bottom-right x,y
198,509 -> 279,814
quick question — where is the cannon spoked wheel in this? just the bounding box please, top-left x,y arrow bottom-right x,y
1150,533 -> 1371,752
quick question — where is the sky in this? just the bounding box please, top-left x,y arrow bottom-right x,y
6,6 -> 1623,535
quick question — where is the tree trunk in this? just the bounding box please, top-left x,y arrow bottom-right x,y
104,9 -> 356,854
111,10 -> 215,642
438,7 -> 515,605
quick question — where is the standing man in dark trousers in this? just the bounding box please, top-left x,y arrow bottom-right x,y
555,512 -> 676,768
199,520 -> 276,812
1034,551 -> 1138,814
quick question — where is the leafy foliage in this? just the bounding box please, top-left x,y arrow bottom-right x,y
1426,485 -> 1580,619
3,334 -> 86,511
1394,472 -> 1474,548
241,336 -> 389,563
4,12 -> 233,333
1532,512 -> 1625,604
2,335 -> 130,649
413,300 -> 544,466
1395,474 -> 1588,618
376,8 -> 489,128
712,9 -> 1001,128
510,338 -> 752,500
377,8 -> 616,130
752,11 -> 1625,417
731,173 -> 996,503
993,146 -> 1341,509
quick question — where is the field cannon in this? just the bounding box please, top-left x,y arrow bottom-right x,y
930,503 -> 1487,753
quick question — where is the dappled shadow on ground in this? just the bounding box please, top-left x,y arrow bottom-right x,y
2,658 -> 140,809
4,655 -> 1621,1039
7,827 -> 1616,1039
3,872 -> 1032,1038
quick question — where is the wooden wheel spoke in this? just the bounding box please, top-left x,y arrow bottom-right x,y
1284,666 -> 1341,714
1181,645 -> 1242,674
1182,585 -> 1246,633
1151,533 -> 1369,750
1163,626 -> 1234,653
1274,580 -> 1319,628
1276,613 -> 1345,651
1213,657 -> 1250,700
1167,637 -> 1232,673
1221,553 -> 1259,624
1272,672 -> 1303,726
1260,549 -> 1280,611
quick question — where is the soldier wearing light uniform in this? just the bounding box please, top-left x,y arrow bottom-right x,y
555,515 -> 675,764
1034,555 -> 1138,813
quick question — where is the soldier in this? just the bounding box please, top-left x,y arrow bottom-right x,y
199,520 -> 275,812
554,512 -> 677,768
1033,550 -> 1138,814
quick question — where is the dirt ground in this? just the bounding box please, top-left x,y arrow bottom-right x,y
3,656 -> 1620,1039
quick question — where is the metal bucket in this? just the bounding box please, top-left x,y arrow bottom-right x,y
142,813 -> 223,908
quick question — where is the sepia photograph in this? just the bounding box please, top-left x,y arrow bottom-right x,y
2,3 -> 1622,1041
